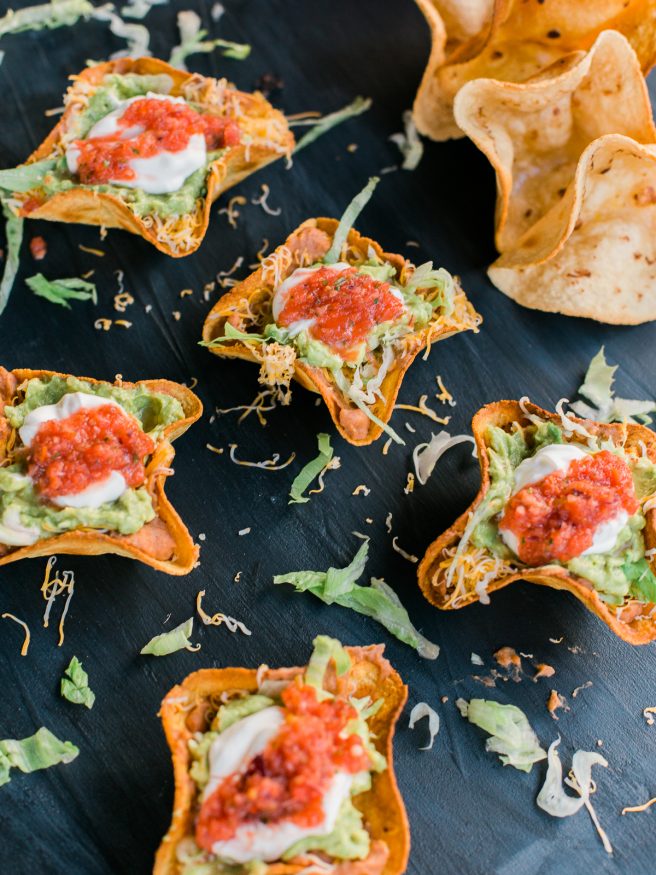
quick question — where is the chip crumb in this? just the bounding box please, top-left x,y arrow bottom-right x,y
494,646 -> 522,681
473,674 -> 496,688
533,663 -> 556,682
238,527 -> 251,536
547,689 -> 569,720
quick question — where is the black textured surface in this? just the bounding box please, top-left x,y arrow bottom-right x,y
1,2 -> 656,874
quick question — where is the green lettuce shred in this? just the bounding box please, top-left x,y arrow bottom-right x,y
389,109 -> 424,171
0,159 -> 57,193
274,540 -> 439,658
289,433 -> 333,504
0,727 -> 79,786
304,635 -> 351,693
26,273 -> 97,308
0,202 -> 23,317
622,557 -> 656,603
293,96 -> 372,154
570,346 -> 655,424
61,656 -> 95,709
323,176 -> 379,264
169,9 -> 250,70
457,698 -> 546,772
140,617 -> 197,656
216,695 -> 274,732
0,0 -> 94,37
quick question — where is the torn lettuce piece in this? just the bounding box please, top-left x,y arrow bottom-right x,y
274,540 -> 439,658
289,432 -> 333,504
304,635 -> 350,693
0,727 -> 79,786
457,698 -> 546,772
293,96 -> 372,154
60,655 -> 95,709
389,109 -> 424,171
570,346 -> 655,424
140,617 -> 198,656
216,694 -> 274,732
26,273 -> 97,308
121,0 -> 168,19
0,0 -> 94,37
323,177 -> 379,264
0,202 -> 23,317
0,159 -> 57,193
169,9 -> 250,70
622,557 -> 656,603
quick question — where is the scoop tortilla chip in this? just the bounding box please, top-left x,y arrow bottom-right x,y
453,30 -> 656,252
154,644 -> 410,874
0,368 -> 202,574
202,218 -> 480,445
413,0 -> 656,141
13,58 -> 293,257
488,134 -> 656,323
417,400 -> 656,644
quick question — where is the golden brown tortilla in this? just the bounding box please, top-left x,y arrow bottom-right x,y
154,645 -> 410,874
0,368 -> 202,574
417,400 -> 656,644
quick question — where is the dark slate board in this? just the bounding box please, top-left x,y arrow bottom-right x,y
1,2 -> 656,873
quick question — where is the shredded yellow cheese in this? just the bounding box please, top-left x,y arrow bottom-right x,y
382,438 -> 392,455
1,612 -> 30,656
79,244 -> 105,257
395,394 -> 450,425
219,195 -> 247,229
643,706 -> 656,726
217,390 -> 278,426
352,485 -> 370,496
196,590 -> 251,634
113,291 -> 134,313
392,536 -> 418,563
180,288 -> 193,298
308,457 -> 341,495
206,443 -> 224,455
435,375 -> 456,407
41,556 -> 75,646
251,183 -> 281,216
229,443 -> 295,470
94,318 -> 112,331
404,473 -> 415,495
114,320 -> 132,329
622,797 -> 656,814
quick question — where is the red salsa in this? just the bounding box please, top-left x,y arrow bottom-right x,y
28,404 -> 154,500
499,450 -> 639,565
73,97 -> 241,186
277,266 -> 405,361
195,682 -> 371,850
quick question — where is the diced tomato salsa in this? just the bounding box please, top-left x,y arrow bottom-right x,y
28,404 -> 154,500
73,97 -> 241,186
195,682 -> 371,850
499,449 -> 639,565
277,266 -> 405,361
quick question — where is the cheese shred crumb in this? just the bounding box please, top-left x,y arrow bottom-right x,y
392,536 -> 419,563
196,590 -> 251,635
1,612 -> 30,656
41,556 -> 75,646
206,443 -> 224,455
251,183 -> 281,216
229,443 -> 295,470
622,797 -> 656,814
78,245 -> 105,257
352,484 -> 370,496
395,394 -> 450,425
436,375 -> 456,406
219,195 -> 247,229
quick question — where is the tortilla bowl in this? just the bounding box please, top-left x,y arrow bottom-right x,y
202,217 -> 480,446
0,368 -> 202,575
15,57 -> 294,257
154,644 -> 410,874
417,400 -> 656,644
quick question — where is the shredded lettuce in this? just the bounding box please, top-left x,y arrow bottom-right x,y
409,702 -> 439,750
0,202 -> 23,317
169,9 -> 250,70
0,727 -> 78,786
457,698 -> 546,772
323,176 -> 379,264
60,655 -> 95,709
140,617 -> 198,656
26,273 -> 97,308
274,540 -> 439,659
0,159 -> 57,193
389,109 -> 424,171
91,7 -> 151,58
304,635 -> 351,693
622,557 -> 656,603
289,432 -> 333,504
121,0 -> 167,19
570,346 -> 655,424
0,0 -> 95,37
293,96 -> 372,154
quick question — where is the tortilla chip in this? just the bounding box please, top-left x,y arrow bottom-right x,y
488,134 -> 656,323
413,0 -> 656,141
453,30 -> 656,252
0,368 -> 202,574
202,217 -> 480,446
154,644 -> 410,875
417,400 -> 656,644
14,58 -> 293,257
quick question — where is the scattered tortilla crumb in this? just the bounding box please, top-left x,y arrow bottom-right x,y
471,652 -> 484,666
352,484 -> 370,496
395,394 -> 450,425
494,646 -> 522,678
473,675 -> 496,688
238,527 -> 251,536
206,444 -> 224,455
533,663 -> 556,682
29,236 -> 47,260
643,706 -> 656,726
572,681 -> 593,698
391,537 -> 418,563
172,311 -> 181,321
622,797 -> 656,815
79,244 -> 105,257
403,473 -> 415,495
41,556 -> 75,646
219,195 -> 247,229
547,689 -> 569,720
1,613 -> 30,656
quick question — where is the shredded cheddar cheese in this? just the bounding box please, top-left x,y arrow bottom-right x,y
251,183 -> 281,216
1,612 -> 30,656
622,797 -> 656,814
395,394 -> 450,426
219,195 -> 247,229
113,291 -> 134,313
382,438 -> 392,455
94,318 -> 112,331
78,244 -> 105,257
352,485 -> 370,496
41,556 -> 75,646
392,536 -> 418,563
643,706 -> 656,726
206,443 -> 224,455
229,444 -> 296,470
436,375 -> 456,406
196,590 -> 251,635
404,473 -> 415,495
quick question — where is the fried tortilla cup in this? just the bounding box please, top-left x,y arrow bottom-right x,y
0,368 -> 202,574
417,400 -> 656,644
12,58 -> 293,257
155,644 -> 410,875
453,30 -> 656,253
413,0 -> 656,142
487,134 -> 656,323
202,217 -> 480,446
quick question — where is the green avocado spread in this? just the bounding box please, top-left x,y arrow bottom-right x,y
38,73 -> 224,219
0,375 -> 184,544
471,419 -> 656,606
